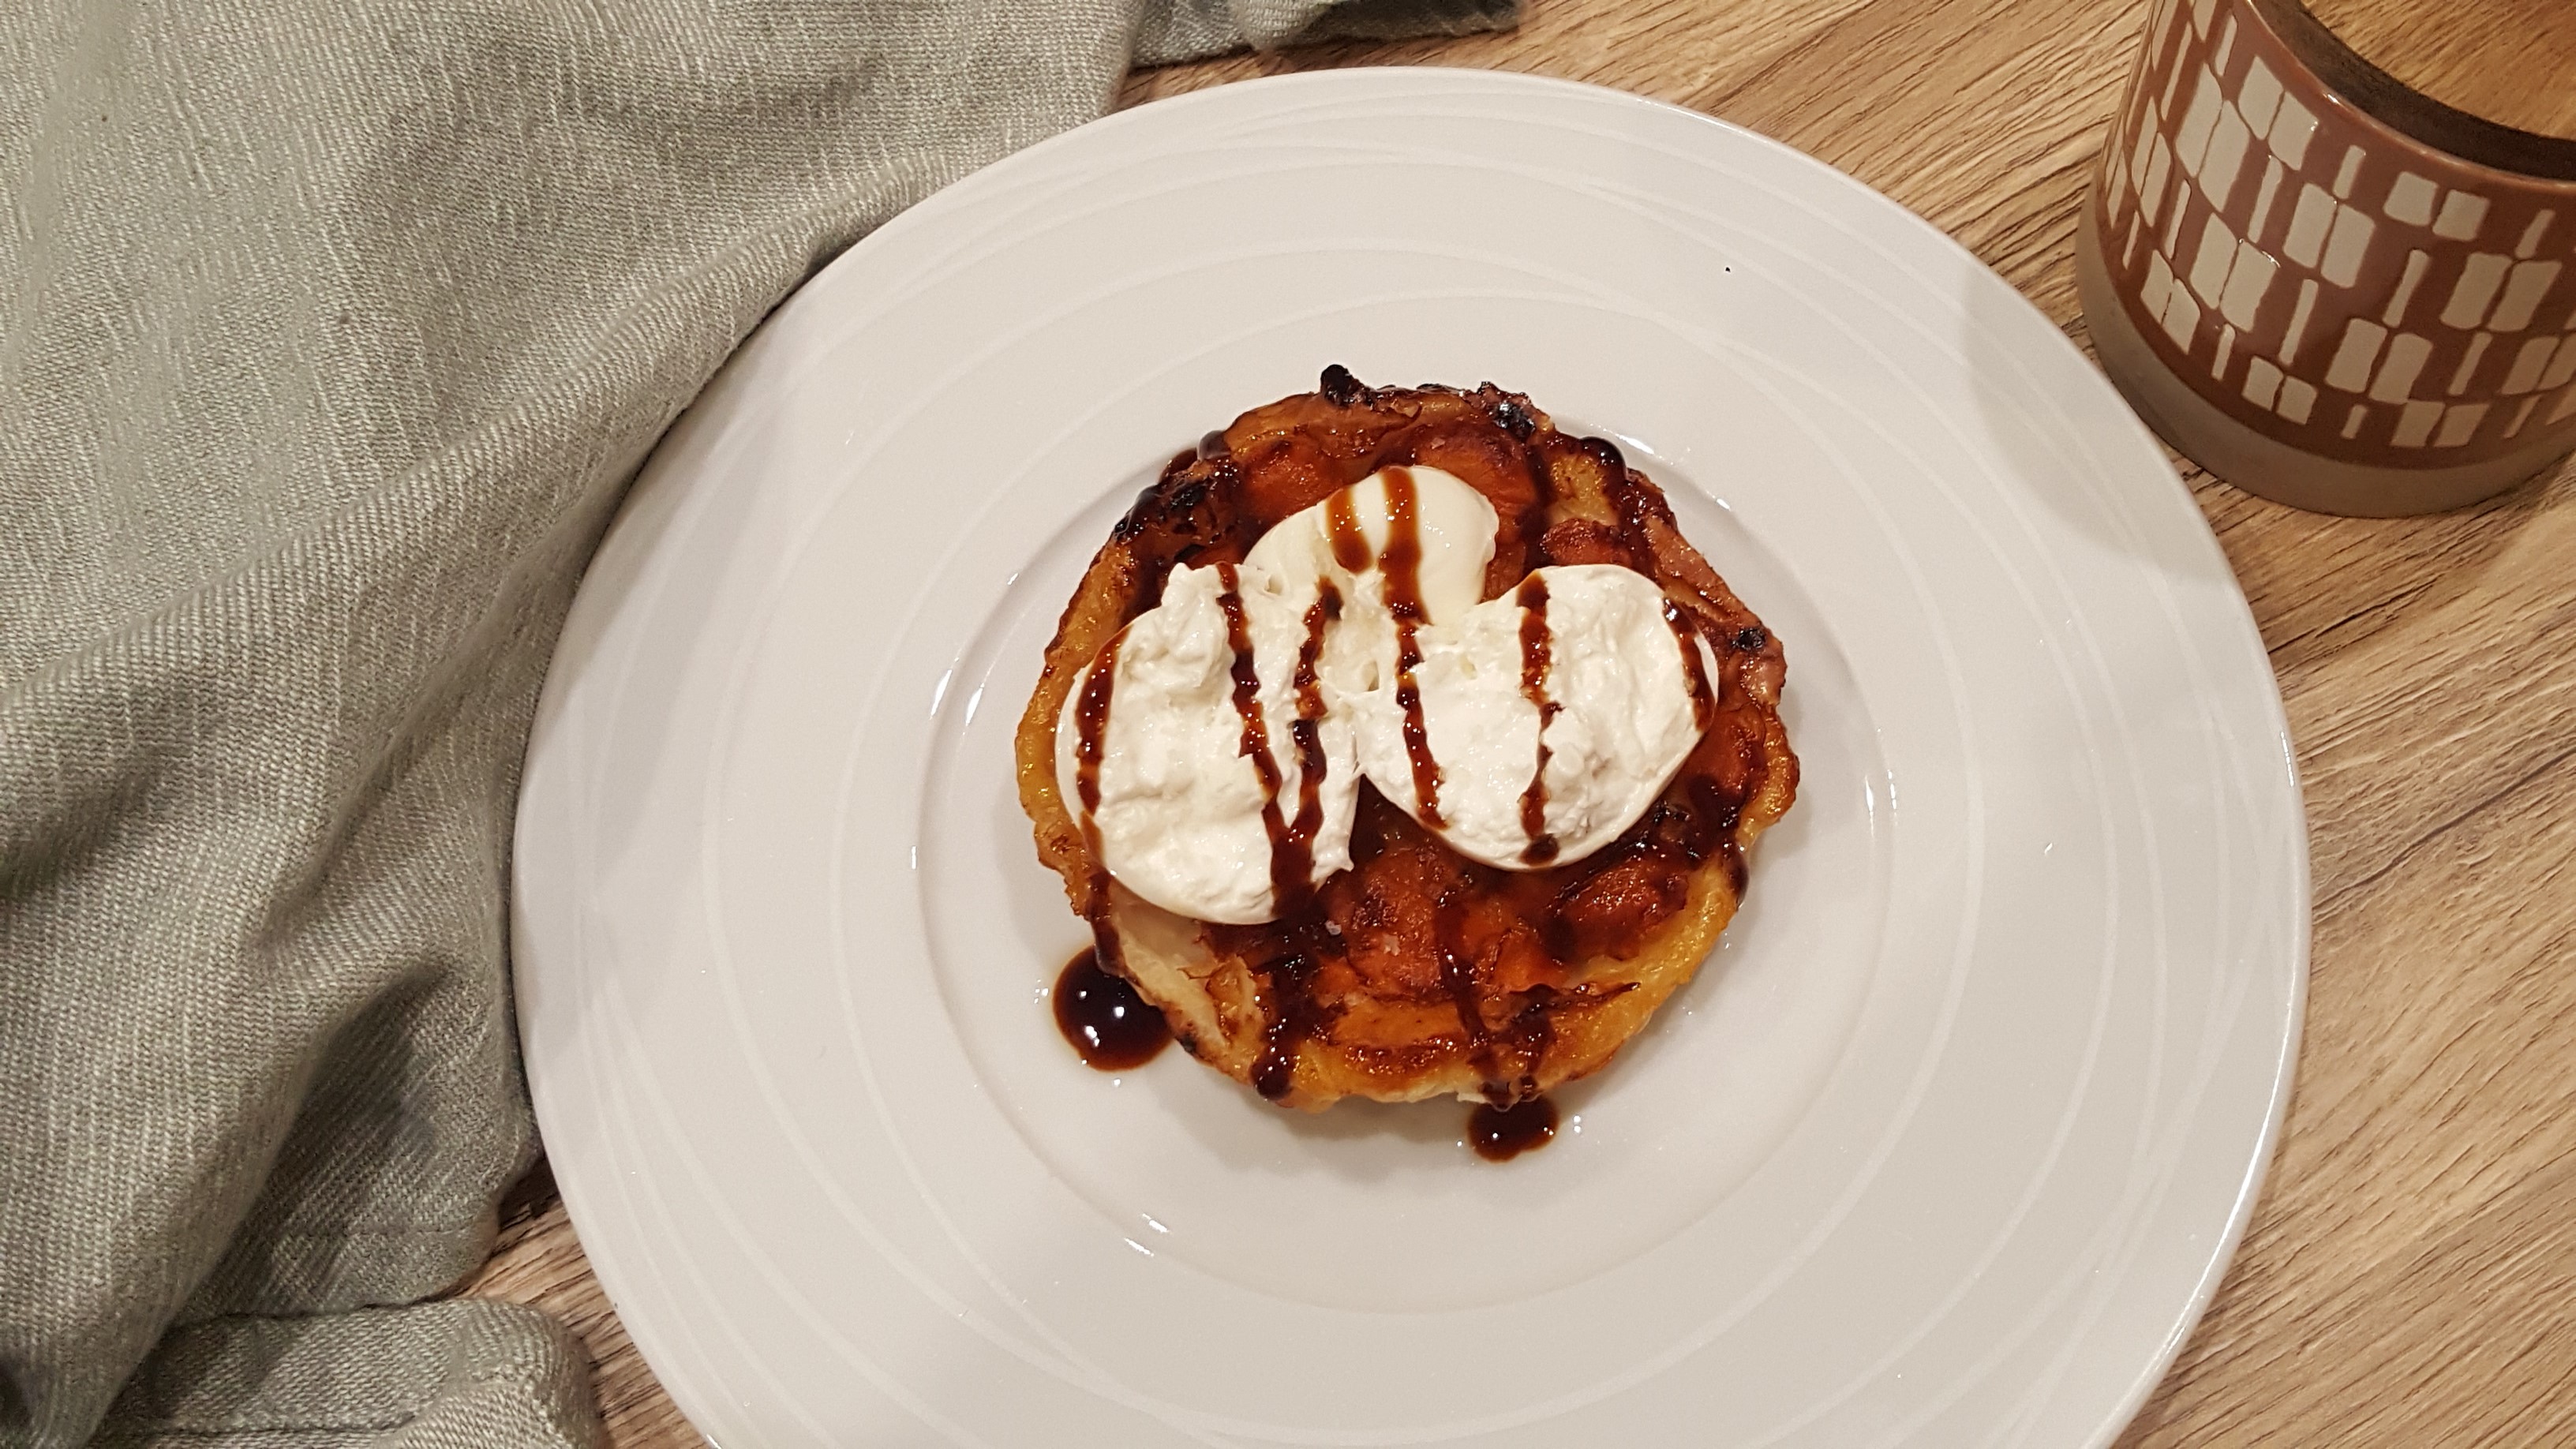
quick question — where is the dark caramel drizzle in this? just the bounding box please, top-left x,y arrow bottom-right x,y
1073,634 -> 1123,967
1515,575 -> 1560,866
1054,948 -> 1170,1070
1323,485 -> 1370,572
1376,466 -> 1446,828
1279,580 -> 1341,914
1664,597 -> 1717,732
1245,586 -> 1346,1099
1250,945 -> 1329,1100
1214,564 -> 1301,916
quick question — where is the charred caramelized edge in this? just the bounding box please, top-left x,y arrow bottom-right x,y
1319,363 -> 1367,406
1054,366 -> 1793,1104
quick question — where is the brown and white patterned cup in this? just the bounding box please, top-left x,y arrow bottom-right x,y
2078,0 -> 2576,515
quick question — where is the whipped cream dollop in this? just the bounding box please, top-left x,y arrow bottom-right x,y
1053,560 -> 1360,925
1354,563 -> 1716,869
1060,464 -> 1718,923
1242,464 -> 1497,628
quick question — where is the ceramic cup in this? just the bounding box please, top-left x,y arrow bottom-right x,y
2078,0 -> 2576,515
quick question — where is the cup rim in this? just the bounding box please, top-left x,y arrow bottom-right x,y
2255,0 -> 2576,182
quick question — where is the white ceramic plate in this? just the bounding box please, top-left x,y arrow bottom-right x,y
514,69 -> 2307,1448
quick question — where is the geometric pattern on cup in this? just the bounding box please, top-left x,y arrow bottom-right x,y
2094,0 -> 2576,464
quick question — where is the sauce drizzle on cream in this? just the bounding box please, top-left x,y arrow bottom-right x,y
1378,466 -> 1446,828
1515,573 -> 1560,865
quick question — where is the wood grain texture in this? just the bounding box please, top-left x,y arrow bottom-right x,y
466,2 -> 2576,1442
2305,0 -> 2576,140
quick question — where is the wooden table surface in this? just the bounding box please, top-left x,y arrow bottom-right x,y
464,2 -> 2576,1443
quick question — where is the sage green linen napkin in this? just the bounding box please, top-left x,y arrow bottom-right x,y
0,1 -> 1514,1444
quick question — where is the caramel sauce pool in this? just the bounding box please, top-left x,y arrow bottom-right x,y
1468,1096 -> 1559,1161
1053,949 -> 1170,1070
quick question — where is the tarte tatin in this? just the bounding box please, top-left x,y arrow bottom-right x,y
1015,367 -> 1797,1128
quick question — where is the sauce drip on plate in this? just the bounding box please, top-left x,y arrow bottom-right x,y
1053,948 -> 1170,1070
1468,1095 -> 1559,1161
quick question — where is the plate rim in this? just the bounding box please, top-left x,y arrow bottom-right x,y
513,63 -> 2313,1449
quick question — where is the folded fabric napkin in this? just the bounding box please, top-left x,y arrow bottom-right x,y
0,1 -> 1514,1443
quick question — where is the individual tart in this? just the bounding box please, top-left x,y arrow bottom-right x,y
1015,367 -> 1797,1114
